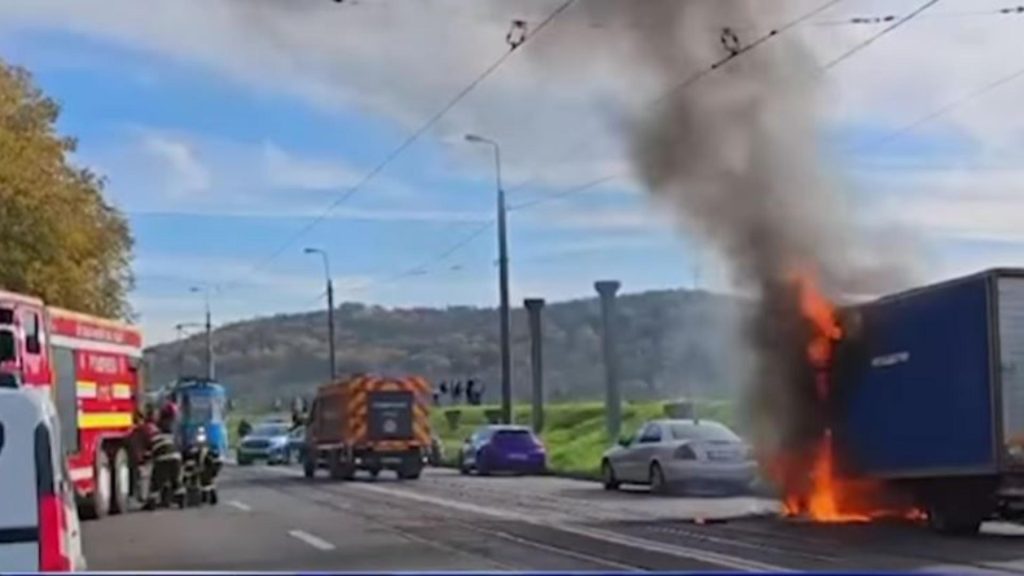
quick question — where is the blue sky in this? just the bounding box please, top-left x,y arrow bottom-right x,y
3,0 -> 1024,343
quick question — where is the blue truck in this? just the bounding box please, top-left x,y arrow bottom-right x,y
833,268 -> 1024,534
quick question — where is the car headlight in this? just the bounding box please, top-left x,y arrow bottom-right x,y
195,426 -> 208,444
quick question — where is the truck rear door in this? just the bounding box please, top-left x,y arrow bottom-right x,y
367,390 -> 414,441
997,273 -> 1024,468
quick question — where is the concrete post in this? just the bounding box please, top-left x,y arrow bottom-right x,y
595,280 -> 622,442
524,298 -> 546,434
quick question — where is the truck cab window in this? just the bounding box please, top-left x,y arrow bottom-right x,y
0,329 -> 16,363
23,311 -> 41,354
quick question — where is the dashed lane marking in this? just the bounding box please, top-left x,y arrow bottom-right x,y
288,529 -> 336,551
227,500 -> 251,512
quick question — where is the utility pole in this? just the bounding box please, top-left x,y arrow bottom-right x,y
304,248 -> 336,379
524,298 -> 545,434
190,286 -> 215,380
465,133 -> 511,424
596,280 -> 622,442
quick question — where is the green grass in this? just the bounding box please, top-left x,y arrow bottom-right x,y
430,400 -> 735,478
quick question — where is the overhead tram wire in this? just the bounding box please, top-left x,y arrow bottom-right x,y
414,1 -> 1009,276
380,0 -> 849,276
503,0 -> 847,199
222,0 -> 578,291
317,0 -> 905,296
814,5 -> 1024,26
847,61 -> 1024,159
823,0 -> 943,70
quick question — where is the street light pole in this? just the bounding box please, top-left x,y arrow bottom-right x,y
305,248 -> 336,380
190,286 -> 215,380
465,133 -> 511,425
174,322 -> 203,379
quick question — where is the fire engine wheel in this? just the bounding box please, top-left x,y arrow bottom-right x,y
328,451 -> 354,481
81,450 -> 112,520
109,448 -> 130,515
303,454 -> 316,478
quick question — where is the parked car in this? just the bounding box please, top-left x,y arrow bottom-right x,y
458,425 -> 546,475
237,421 -> 294,465
0,387 -> 86,571
601,419 -> 755,495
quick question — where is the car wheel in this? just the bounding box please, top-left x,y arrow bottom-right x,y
650,462 -> 668,495
476,454 -> 490,477
601,459 -> 620,490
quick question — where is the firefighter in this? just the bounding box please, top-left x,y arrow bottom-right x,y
143,403 -> 185,510
198,442 -> 221,505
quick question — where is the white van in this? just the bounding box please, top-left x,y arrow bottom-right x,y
0,387 -> 86,571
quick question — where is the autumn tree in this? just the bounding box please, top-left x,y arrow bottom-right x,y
0,59 -> 133,319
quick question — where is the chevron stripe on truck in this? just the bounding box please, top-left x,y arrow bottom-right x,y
304,374 -> 432,481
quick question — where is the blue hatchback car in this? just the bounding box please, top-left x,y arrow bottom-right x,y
458,425 -> 546,475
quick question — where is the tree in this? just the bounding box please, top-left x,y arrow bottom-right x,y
0,60 -> 133,318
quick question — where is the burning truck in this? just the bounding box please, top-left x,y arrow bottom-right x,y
774,268 -> 1024,535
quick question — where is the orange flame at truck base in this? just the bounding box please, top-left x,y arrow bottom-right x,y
770,270 -> 924,524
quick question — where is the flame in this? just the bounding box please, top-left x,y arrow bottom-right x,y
776,270 -> 924,523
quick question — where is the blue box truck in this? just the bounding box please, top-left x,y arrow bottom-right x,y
833,268 -> 1024,534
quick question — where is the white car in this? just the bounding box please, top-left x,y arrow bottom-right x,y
600,418 -> 756,495
0,387 -> 86,571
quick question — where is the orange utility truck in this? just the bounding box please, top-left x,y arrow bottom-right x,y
303,374 -> 432,480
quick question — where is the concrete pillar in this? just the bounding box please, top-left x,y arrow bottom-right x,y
595,280 -> 622,442
524,298 -> 546,434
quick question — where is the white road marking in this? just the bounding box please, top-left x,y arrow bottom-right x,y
288,529 -> 335,551
349,482 -> 787,572
227,500 -> 251,512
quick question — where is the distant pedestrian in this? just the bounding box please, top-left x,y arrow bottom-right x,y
237,418 -> 253,439
452,381 -> 463,404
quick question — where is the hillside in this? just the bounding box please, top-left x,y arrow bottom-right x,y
143,288 -> 752,410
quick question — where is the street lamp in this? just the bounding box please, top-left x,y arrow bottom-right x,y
465,132 -> 511,425
190,285 -> 215,380
304,247 -> 336,380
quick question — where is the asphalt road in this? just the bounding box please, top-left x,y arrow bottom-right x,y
82,463 -> 1024,573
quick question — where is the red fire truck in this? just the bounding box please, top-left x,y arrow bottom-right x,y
0,289 -> 144,519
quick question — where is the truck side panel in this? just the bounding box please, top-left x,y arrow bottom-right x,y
835,274 -> 997,477
997,275 -> 1024,468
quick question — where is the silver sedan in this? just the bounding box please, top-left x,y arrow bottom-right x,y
600,419 -> 757,494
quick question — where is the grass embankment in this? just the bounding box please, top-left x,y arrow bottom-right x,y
430,400 -> 735,478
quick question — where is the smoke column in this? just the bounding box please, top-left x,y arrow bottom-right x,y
536,0 -> 917,487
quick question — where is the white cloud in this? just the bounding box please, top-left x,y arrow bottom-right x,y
261,141 -> 360,191
141,133 -> 210,194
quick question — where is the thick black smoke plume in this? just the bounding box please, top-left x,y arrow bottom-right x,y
535,0 -> 917,481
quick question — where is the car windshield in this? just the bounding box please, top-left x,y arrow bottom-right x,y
251,424 -> 289,438
669,422 -> 740,442
492,429 -> 536,445
182,393 -> 224,423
